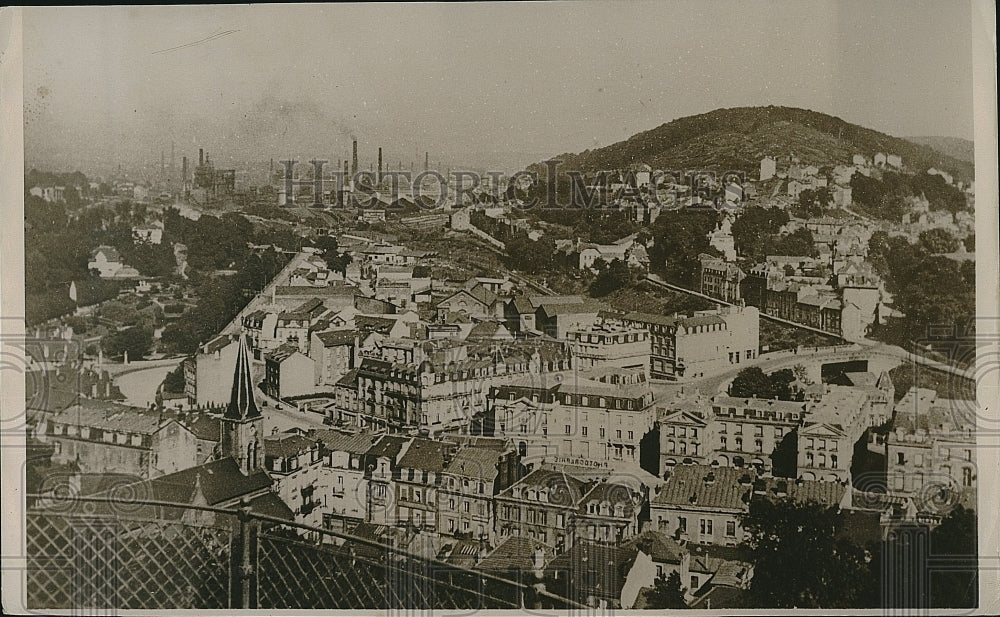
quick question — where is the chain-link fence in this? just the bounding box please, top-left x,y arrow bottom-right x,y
25,496 -> 584,611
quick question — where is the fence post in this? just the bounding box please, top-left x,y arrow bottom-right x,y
237,497 -> 255,608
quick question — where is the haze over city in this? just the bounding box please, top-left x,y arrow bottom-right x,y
24,1 -> 974,177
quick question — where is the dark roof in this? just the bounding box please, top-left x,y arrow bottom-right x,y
545,541 -> 639,600
366,434 -> 410,460
397,438 -> 447,473
622,530 -> 687,564
274,284 -> 356,297
444,446 -> 500,480
755,476 -> 847,507
653,464 -> 753,511
476,536 -> 551,572
224,335 -> 261,421
499,467 -> 589,499
107,457 -> 273,509
311,429 -> 378,455
183,413 -> 221,442
264,433 -> 317,459
314,329 -> 357,346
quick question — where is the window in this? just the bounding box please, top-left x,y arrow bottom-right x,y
449,498 -> 456,509
754,439 -> 763,452
699,519 -> 713,535
831,441 -> 838,452
754,425 -> 763,436
963,467 -> 973,487
897,452 -> 905,465
414,490 -> 422,503
721,436 -> 727,449
735,424 -> 743,435
893,475 -> 904,490
818,454 -> 826,468
720,423 -> 727,434
449,519 -> 455,532
556,513 -> 565,527
668,440 -> 676,453
726,521 -> 736,537
965,450 -> 973,462
691,428 -> 698,438
565,425 -> 572,435
807,438 -> 814,449
915,453 -> 923,466
628,431 -> 634,440
582,426 -> 588,436
464,501 -> 471,513
830,454 -> 838,468
691,576 -> 699,590
680,442 -> 687,455
678,517 -> 687,532
735,437 -> 743,450
774,427 -> 783,438
679,427 -> 687,437
941,447 -> 950,458
616,430 -> 622,439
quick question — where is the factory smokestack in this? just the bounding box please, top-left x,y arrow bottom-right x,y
424,151 -> 429,172
182,156 -> 188,183
378,147 -> 383,183
199,148 -> 204,166
352,140 -> 358,177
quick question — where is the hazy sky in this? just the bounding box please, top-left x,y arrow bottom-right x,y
22,1 -> 975,176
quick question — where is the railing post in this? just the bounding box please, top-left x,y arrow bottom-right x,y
237,497 -> 255,609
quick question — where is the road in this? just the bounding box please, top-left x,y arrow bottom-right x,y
114,359 -> 184,407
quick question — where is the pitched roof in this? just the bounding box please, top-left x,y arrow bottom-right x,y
224,335 -> 261,421
127,457 -> 273,507
754,476 -> 847,506
312,429 -> 378,455
397,438 -> 447,473
653,464 -> 753,511
444,446 -> 501,480
476,536 -> 552,572
545,540 -> 640,599
622,529 -> 688,564
366,434 -> 410,460
314,329 -> 356,346
264,433 -> 317,459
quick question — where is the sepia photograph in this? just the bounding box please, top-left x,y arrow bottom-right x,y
1,1 -> 997,614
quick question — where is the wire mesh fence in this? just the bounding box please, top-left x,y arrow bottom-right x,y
24,497 -> 584,612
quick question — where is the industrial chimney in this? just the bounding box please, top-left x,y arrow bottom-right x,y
352,140 -> 358,177
182,156 -> 188,182
378,147 -> 383,183
199,148 -> 204,166
424,151 -> 429,172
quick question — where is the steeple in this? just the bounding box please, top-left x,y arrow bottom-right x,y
225,334 -> 261,421
221,334 -> 264,474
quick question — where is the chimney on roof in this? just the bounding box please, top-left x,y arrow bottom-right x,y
352,140 -> 358,177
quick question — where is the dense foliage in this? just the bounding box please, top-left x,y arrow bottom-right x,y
731,206 -> 790,262
851,171 -> 968,220
741,499 -> 880,608
729,366 -> 799,400
647,207 -> 720,286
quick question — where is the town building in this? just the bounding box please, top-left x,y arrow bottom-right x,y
87,245 -> 140,279
699,254 -> 745,304
650,465 -> 752,547
264,431 -> 324,527
886,387 -> 977,514
310,329 -> 357,387
439,444 -> 515,542
44,400 -> 199,479
565,320 -> 650,373
490,366 -> 655,465
263,343 -> 316,399
183,334 -> 239,407
618,305 -> 759,380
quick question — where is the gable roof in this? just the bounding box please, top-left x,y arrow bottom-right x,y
653,464 -> 753,511
314,329 -> 357,346
397,438 -> 447,473
476,536 -> 552,572
444,446 -> 501,480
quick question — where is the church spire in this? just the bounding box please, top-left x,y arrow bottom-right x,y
225,334 -> 261,421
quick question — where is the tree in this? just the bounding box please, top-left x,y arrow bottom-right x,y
918,228 -> 960,254
589,258 -> 635,297
505,231 -> 555,274
731,206 -> 789,262
928,506 -> 977,608
642,570 -> 687,609
772,228 -> 818,257
729,367 -> 797,400
312,236 -> 352,275
729,367 -> 771,398
101,326 -> 153,361
741,498 -> 879,608
648,208 -> 720,286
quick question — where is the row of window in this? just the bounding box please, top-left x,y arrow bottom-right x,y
804,452 -> 839,468
719,436 -> 763,452
805,437 -> 838,451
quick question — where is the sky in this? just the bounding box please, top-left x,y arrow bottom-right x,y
22,1 -> 976,177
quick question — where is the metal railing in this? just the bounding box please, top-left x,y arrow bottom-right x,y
25,494 -> 585,611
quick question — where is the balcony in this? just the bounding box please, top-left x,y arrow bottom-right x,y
24,494 -> 584,611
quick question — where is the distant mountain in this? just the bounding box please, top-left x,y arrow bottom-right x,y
535,106 -> 974,182
906,136 -> 975,164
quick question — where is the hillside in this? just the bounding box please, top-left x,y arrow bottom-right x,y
906,136 -> 975,164
535,106 -> 974,182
